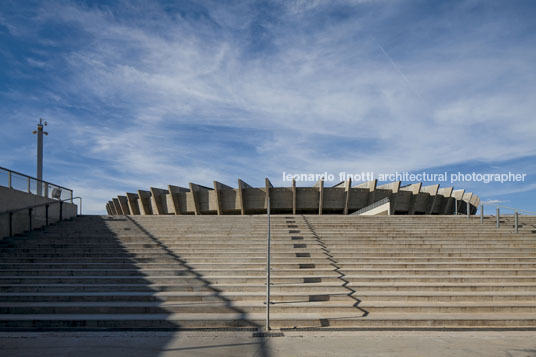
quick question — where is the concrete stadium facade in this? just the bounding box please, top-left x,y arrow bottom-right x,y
106,179 -> 480,216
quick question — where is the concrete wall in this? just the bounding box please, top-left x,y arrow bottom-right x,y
107,180 -> 479,216
0,186 -> 77,239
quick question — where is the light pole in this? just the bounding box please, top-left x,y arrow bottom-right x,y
32,119 -> 48,196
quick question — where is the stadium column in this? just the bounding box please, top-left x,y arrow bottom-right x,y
137,190 -> 153,215
265,178 -> 273,213
292,179 -> 296,215
438,187 -> 454,214
189,183 -> 214,215
126,192 -> 141,215
107,201 -> 117,215
450,189 -> 465,215
188,183 -> 201,215
150,187 -> 169,215
469,195 -> 480,215
237,179 -> 252,215
462,192 -> 473,215
112,198 -> 124,215
313,179 -> 324,215
168,185 -> 189,215
117,195 -> 131,215
213,181 -> 232,215
344,178 -> 352,215
409,183 -> 423,215
420,184 -> 439,215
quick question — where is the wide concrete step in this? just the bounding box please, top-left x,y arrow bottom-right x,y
15,231 -> 536,236
334,257 -> 536,262
0,283 -> 346,293
0,261 -> 326,269
3,244 -> 535,252
0,248 -> 324,256
0,268 -> 341,276
6,256 -> 536,262
1,301 -> 536,314
0,291 -> 350,302
0,276 -> 343,284
4,282 -> 536,293
3,255 -> 536,263
2,312 -> 535,329
0,250 -> 328,258
347,283 -> 536,292
345,276 -> 536,282
336,263 -> 536,269
4,237 -> 536,245
2,249 -> 534,258
3,262 -> 536,269
1,291 -> 535,303
3,268 -> 536,277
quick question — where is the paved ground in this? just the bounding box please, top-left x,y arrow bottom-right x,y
0,330 -> 535,356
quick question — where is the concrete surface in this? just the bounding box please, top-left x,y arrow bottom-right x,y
0,186 -> 77,238
0,330 -> 534,357
3,215 -> 536,330
108,179 -> 480,215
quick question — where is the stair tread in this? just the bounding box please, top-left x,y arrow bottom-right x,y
1,312 -> 536,321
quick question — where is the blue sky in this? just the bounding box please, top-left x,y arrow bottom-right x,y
1,0 -> 535,214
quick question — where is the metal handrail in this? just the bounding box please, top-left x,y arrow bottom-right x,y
0,197 -> 82,238
480,202 -> 536,215
476,201 -> 536,234
0,166 -> 73,198
0,197 -> 82,216
265,190 -> 271,331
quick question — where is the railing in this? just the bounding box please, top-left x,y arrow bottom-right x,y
0,197 -> 82,237
0,166 -> 73,201
265,190 -> 271,331
478,202 -> 536,234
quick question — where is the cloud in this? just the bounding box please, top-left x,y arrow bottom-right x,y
482,199 -> 510,205
1,0 -> 535,213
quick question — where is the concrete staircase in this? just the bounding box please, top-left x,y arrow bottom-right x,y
0,215 -> 535,329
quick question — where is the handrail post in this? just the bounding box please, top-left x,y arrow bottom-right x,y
266,191 -> 271,331
59,201 -> 63,222
28,208 -> 32,231
27,177 -> 31,193
480,205 -> 484,223
466,201 -> 470,220
496,208 -> 500,228
45,204 -> 49,226
514,211 -> 518,234
8,171 -> 12,188
9,212 -> 13,237
454,198 -> 458,215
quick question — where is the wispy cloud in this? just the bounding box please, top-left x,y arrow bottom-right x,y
1,0 -> 535,213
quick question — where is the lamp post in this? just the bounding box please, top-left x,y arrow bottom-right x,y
32,119 -> 48,196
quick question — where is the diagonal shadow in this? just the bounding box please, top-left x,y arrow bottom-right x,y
124,216 -> 270,357
301,215 -> 369,318
0,215 -> 270,357
124,216 -> 260,318
0,216 -> 184,333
